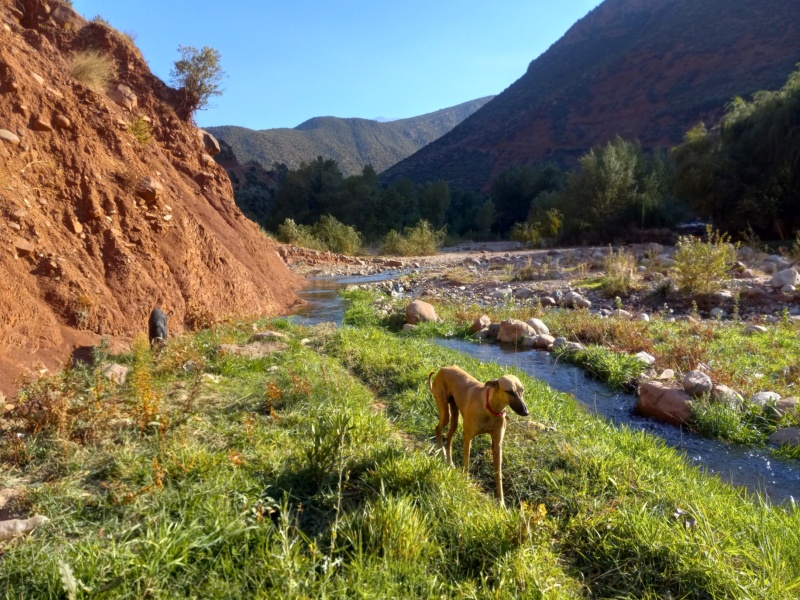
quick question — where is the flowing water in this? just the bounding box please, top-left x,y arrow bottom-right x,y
292,274 -> 800,505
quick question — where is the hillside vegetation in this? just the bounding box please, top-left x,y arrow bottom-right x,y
383,0 -> 800,191
207,96 -> 493,176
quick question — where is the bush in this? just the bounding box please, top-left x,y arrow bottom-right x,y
128,116 -> 153,145
601,248 -> 636,296
170,45 -> 224,118
510,222 -> 543,247
673,226 -> 737,293
312,215 -> 363,255
380,220 -> 445,256
276,216 -> 363,255
276,218 -> 326,252
69,50 -> 115,93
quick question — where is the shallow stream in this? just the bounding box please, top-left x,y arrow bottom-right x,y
291,274 -> 800,505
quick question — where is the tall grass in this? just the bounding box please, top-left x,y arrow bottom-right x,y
69,51 -> 115,93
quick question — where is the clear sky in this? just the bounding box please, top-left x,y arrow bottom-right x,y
71,1 -> 602,130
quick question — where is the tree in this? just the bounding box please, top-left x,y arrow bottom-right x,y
170,45 -> 225,118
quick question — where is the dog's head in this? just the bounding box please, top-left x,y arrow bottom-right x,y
486,374 -> 528,416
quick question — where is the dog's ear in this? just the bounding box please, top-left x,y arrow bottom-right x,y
484,380 -> 499,388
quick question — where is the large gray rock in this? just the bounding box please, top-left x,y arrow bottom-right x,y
750,391 -> 781,407
683,370 -> 713,396
526,318 -> 550,336
636,381 -> 692,426
405,300 -> 439,325
497,319 -> 537,343
769,268 -> 800,288
770,428 -> 800,447
561,291 -> 590,309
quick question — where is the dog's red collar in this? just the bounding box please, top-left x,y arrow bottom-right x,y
485,388 -> 506,417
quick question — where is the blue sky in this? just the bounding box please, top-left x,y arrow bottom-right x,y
71,1 -> 603,130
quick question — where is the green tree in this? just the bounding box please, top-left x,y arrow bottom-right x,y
170,45 -> 225,118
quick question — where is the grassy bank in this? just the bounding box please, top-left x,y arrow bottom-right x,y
343,287 -> 800,455
2,316 -> 799,598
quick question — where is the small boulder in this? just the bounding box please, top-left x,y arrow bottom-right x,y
520,335 -> 539,348
563,342 -> 586,353
12,236 -> 34,256
135,176 -> 164,203
198,129 -> 221,155
683,370 -> 713,396
710,384 -> 743,408
750,391 -> 781,407
774,396 -> 799,419
769,428 -> 800,447
526,318 -> 549,336
636,381 -> 692,426
474,328 -> 491,339
405,300 -> 439,324
769,268 -> 800,289
534,334 -> 555,350
657,368 -> 675,380
487,323 -> 501,338
634,351 -> 656,367
540,296 -> 557,308
469,314 -> 491,333
514,287 -> 534,299
497,319 -> 537,343
103,363 -> 128,385
108,84 -> 138,111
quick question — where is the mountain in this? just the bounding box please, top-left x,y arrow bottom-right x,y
206,96 -> 494,176
0,0 -> 301,396
383,0 -> 800,191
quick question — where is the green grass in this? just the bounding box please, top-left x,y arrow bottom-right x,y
327,326 -> 800,598
3,312 -> 800,597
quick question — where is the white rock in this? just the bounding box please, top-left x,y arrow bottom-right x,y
526,318 -> 550,336
750,391 -> 781,406
634,351 -> 656,367
710,307 -> 727,319
744,324 -> 768,334
769,268 -> 800,288
0,515 -> 49,541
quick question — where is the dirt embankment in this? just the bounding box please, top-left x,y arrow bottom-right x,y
0,0 -> 302,397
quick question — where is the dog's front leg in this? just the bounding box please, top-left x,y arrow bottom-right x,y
462,430 -> 474,474
492,429 -> 505,506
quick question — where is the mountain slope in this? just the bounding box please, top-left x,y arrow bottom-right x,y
0,0 -> 301,396
383,0 -> 800,191
206,96 -> 494,176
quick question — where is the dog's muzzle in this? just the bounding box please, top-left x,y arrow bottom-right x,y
509,394 -> 529,417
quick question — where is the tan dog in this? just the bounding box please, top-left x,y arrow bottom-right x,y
429,365 -> 528,505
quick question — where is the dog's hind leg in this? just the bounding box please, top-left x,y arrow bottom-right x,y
435,400 -> 450,462
444,400 -> 459,466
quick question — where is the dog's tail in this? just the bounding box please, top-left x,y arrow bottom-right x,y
428,370 -> 436,393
